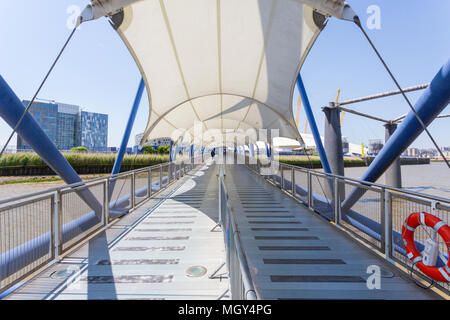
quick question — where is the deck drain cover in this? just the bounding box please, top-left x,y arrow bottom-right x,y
51,268 -> 76,278
96,259 -> 111,265
186,266 -> 207,277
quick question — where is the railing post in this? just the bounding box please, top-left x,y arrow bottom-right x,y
148,167 -> 152,198
380,187 -> 386,252
272,161 -> 276,185
52,191 -> 59,261
168,163 -> 171,183
384,189 -> 393,261
159,164 -> 163,190
57,190 -> 63,256
333,178 -> 341,225
131,172 -> 136,208
307,171 -> 313,209
104,178 -> 110,226
291,167 -> 295,196
280,165 -> 284,190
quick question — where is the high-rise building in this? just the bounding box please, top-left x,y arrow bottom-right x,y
55,103 -> 79,150
79,111 -> 108,151
17,100 -> 108,152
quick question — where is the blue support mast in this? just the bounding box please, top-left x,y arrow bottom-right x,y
111,78 -> 146,175
296,74 -> 332,175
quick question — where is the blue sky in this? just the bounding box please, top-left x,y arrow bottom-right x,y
0,0 -> 448,149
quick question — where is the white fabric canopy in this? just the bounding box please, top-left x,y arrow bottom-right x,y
84,0 -> 352,146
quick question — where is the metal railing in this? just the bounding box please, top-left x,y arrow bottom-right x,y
0,158 -> 198,295
244,156 -> 450,295
218,165 -> 258,300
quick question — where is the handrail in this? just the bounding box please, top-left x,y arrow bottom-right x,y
261,158 -> 450,203
0,161 -> 171,206
218,165 -> 258,300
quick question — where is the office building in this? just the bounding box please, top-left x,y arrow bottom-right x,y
17,99 -> 108,152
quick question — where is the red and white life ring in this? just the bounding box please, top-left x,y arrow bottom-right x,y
401,212 -> 450,282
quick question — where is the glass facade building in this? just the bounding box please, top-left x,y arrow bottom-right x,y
17,101 -> 58,149
79,111 -> 108,152
17,100 -> 108,151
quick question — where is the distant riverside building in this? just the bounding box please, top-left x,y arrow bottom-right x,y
342,137 -> 349,154
368,139 -> 384,155
135,133 -> 171,147
405,147 -> 420,157
17,99 -> 108,152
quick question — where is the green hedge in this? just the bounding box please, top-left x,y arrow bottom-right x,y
0,153 -> 169,169
278,156 -> 365,168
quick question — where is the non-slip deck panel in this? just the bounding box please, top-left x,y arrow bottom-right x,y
81,275 -> 174,284
258,246 -> 330,251
126,236 -> 189,241
270,275 -> 365,283
255,236 -> 319,240
248,221 -> 302,224
251,228 -> 309,231
96,259 -> 180,265
263,259 -> 346,265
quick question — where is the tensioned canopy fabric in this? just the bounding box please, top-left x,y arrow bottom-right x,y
83,0 -> 352,146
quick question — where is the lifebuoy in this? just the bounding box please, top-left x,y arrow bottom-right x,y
402,212 -> 450,282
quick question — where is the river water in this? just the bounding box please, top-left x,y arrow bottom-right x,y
343,162 -> 450,199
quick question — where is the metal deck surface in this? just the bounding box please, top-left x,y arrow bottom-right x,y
5,163 -> 229,300
224,164 -> 441,300
4,163 -> 443,300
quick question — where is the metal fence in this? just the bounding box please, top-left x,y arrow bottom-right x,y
218,165 -> 257,300
245,156 -> 450,295
0,159 -> 196,294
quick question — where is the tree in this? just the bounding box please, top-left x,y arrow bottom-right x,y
157,145 -> 170,154
142,145 -> 157,154
70,146 -> 88,153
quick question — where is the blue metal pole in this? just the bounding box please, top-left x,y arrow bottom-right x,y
296,74 -> 332,175
342,59 -> 450,212
0,75 -> 102,215
0,75 -> 82,183
111,78 -> 145,175
249,143 -> 253,157
169,140 -> 174,162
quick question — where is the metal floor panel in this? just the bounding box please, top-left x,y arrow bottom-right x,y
4,163 -> 229,300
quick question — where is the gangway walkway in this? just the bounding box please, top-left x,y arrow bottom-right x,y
3,162 -> 444,300
5,162 -> 228,300
223,164 -> 441,300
